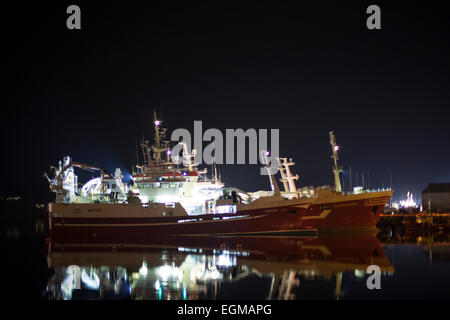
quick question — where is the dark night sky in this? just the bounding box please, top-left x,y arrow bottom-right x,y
3,1 -> 450,204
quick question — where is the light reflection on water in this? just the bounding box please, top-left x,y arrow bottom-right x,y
42,232 -> 450,300
3,201 -> 450,299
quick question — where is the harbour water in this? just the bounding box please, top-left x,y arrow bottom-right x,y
3,210 -> 450,300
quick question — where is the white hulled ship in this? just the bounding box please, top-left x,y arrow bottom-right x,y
45,112 -> 226,216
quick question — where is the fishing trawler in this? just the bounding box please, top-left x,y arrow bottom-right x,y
45,117 -> 393,241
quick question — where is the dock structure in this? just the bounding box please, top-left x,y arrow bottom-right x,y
377,213 -> 450,231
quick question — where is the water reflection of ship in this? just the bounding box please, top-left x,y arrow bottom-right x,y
46,234 -> 394,300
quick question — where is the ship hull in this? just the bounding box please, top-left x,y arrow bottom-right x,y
47,191 -> 392,242
48,206 -> 318,243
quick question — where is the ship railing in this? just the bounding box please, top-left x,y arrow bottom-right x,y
342,187 -> 392,195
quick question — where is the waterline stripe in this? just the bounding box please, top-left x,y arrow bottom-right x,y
52,214 -> 268,227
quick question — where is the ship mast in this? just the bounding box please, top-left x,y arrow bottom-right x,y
152,111 -> 169,162
278,159 -> 289,192
329,131 -> 343,193
278,157 -> 299,198
140,139 -> 151,166
261,151 -> 281,196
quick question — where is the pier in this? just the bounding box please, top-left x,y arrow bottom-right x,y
377,213 -> 450,231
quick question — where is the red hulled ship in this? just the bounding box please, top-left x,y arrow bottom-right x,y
45,118 -> 393,241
